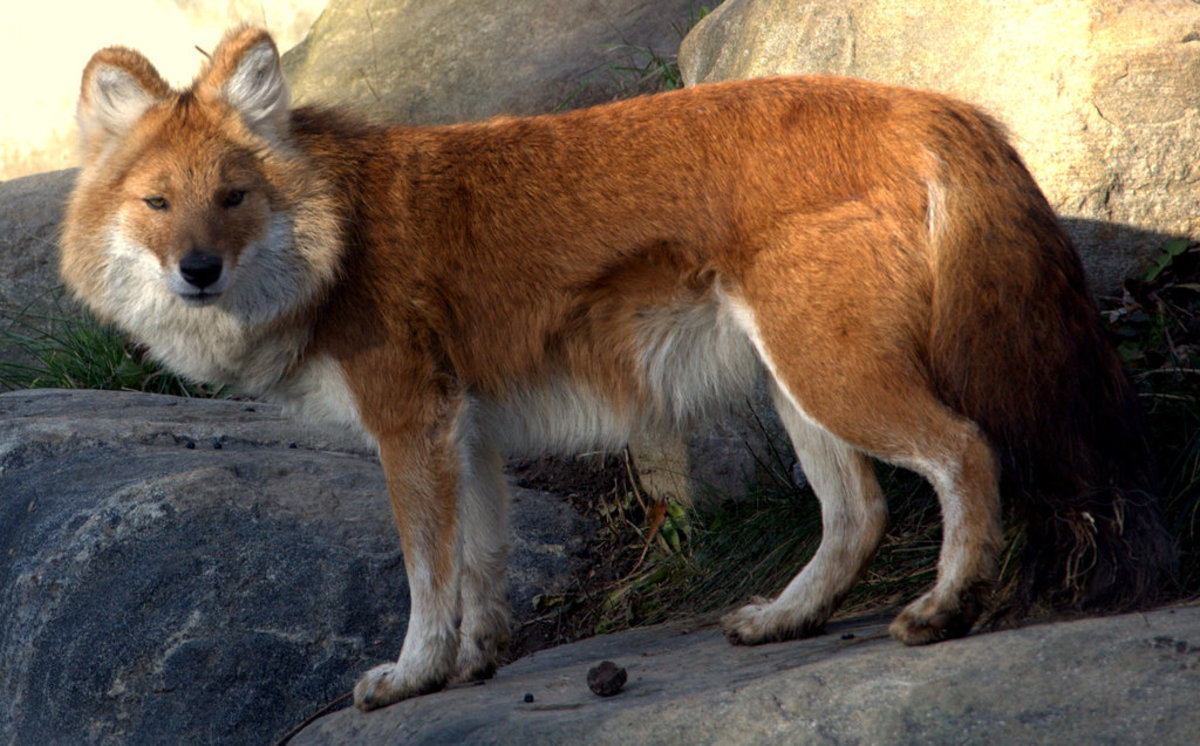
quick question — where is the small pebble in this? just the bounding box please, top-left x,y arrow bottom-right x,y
523,692 -> 534,703
587,661 -> 627,697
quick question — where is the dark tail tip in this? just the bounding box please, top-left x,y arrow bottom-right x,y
1008,482 -> 1178,615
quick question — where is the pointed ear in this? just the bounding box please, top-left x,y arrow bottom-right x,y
77,47 -> 170,152
202,27 -> 289,143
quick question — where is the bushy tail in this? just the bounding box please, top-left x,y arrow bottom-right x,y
924,105 -> 1176,612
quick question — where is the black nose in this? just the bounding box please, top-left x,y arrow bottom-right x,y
179,252 -> 223,290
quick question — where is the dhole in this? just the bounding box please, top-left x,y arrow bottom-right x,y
62,27 -> 1174,710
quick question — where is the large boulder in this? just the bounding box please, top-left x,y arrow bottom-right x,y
0,169 -> 76,376
0,389 -> 594,745
282,0 -> 702,123
0,170 -> 72,309
293,605 -> 1200,744
678,0 -> 1200,293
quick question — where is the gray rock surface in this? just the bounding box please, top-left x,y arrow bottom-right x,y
282,0 -> 702,123
678,0 -> 1200,293
0,389 -> 594,745
0,169 -> 72,307
294,605 -> 1200,744
0,169 -> 77,374
634,381 -> 793,510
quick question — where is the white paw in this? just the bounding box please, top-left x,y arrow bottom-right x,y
721,594 -> 829,645
720,596 -> 774,645
353,661 -> 446,712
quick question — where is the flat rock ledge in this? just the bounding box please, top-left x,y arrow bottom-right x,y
295,604 -> 1200,745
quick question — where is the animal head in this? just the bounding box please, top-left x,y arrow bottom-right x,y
70,27 -> 291,306
61,27 -> 340,385
67,27 -> 335,315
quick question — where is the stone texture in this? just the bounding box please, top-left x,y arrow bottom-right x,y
282,0 -> 702,124
679,0 -> 1200,293
0,389 -> 593,745
0,169 -> 77,375
685,380 -> 790,506
0,169 -> 72,307
294,605 -> 1200,744
631,376 -> 794,510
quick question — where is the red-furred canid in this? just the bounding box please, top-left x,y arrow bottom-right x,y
61,27 -> 1174,710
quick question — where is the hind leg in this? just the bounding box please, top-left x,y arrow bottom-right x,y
750,367 -> 1001,645
726,231 -> 1003,645
885,420 -> 1002,644
780,370 -> 1002,644
723,379 -> 888,643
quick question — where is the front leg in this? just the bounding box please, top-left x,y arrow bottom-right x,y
453,440 -> 512,682
354,422 -> 465,711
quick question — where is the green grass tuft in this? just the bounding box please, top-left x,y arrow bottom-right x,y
0,292 -> 218,397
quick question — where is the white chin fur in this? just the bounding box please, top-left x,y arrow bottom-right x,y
100,212 -> 315,392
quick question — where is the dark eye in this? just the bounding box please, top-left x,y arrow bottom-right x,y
144,197 -> 168,211
223,190 -> 246,208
